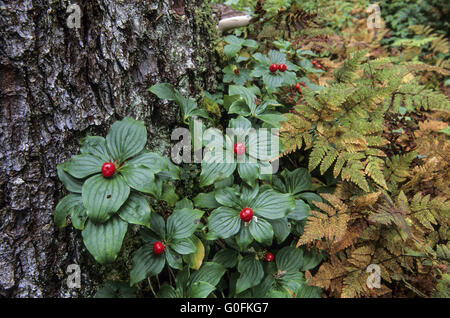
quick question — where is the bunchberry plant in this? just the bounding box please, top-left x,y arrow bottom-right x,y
157,263 -> 226,298
130,198 -> 204,285
55,118 -> 179,264
200,116 -> 276,187
200,184 -> 296,247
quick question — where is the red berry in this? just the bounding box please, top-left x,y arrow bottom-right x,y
317,64 -> 322,69
278,64 -> 287,72
265,252 -> 274,262
101,162 -> 116,178
269,64 -> 278,73
234,142 -> 246,155
153,241 -> 165,254
298,88 -> 302,94
240,207 -> 254,222
312,60 -> 317,65
234,68 -> 239,75
295,83 -> 300,90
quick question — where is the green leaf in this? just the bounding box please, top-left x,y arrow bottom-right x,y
214,175 -> 235,189
243,39 -> 258,49
200,161 -> 236,188
229,116 -> 253,140
157,284 -> 178,298
190,262 -> 226,287
224,44 -> 243,58
224,68 -> 252,86
193,192 -> 220,209
64,154 -> 103,179
296,280 -> 322,298
54,193 -> 84,228
268,50 -> 286,64
238,161 -> 260,187
257,113 -> 286,128
175,265 -> 190,287
175,198 -> 194,210
268,218 -> 290,243
161,182 -> 179,206
249,217 -> 273,245
282,168 -> 312,194
252,275 -> 275,298
80,136 -> 112,162
236,225 -> 253,250
296,49 -> 317,57
279,271 -> 304,293
212,249 -> 238,268
158,158 -> 181,180
236,255 -> 264,294
228,99 -> 251,116
149,83 -> 207,122
187,281 -> 216,298
120,164 -> 156,195
166,208 -> 204,240
276,246 -> 303,273
247,126 -> 279,161
287,200 -> 310,221
301,249 -> 323,271
57,163 -> 83,193
82,174 -> 130,223
240,185 -> 259,207
252,190 -> 295,220
82,216 -> 128,264
184,235 -> 205,270
106,118 -> 147,163
71,207 -> 88,230
439,126 -> 450,136
297,192 -> 323,205
208,207 -> 241,239
130,245 -> 166,285
149,83 -> 177,100
170,237 -> 197,255
126,151 -> 168,174
165,248 -> 183,270
118,193 -> 151,227
224,35 -> 245,57
149,212 -> 166,240
214,187 -> 241,209
229,85 -> 257,114
263,73 -> 284,91
94,281 -> 136,298
252,52 -> 271,65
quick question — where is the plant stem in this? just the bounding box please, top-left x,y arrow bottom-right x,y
148,277 -> 157,298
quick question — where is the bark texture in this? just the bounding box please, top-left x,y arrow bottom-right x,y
0,0 -> 218,297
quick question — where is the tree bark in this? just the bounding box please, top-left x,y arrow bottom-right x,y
0,0 -> 218,297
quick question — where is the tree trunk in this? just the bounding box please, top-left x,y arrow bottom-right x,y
0,0 -> 218,297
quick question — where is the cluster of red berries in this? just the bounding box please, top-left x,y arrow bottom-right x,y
240,207 -> 253,222
264,252 -> 274,262
101,162 -> 116,178
233,142 -> 246,155
153,241 -> 165,254
269,63 -> 287,73
234,68 -> 239,75
312,60 -> 322,69
294,81 -> 306,94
